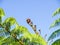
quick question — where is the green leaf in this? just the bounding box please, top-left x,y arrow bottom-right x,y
1,37 -> 20,45
11,24 -> 29,34
0,36 -> 5,41
48,29 -> 60,41
11,24 -> 32,39
31,34 -> 47,45
17,25 -> 47,45
0,8 -> 5,17
11,24 -> 47,45
19,26 -> 29,33
3,17 -> 16,26
18,26 -> 32,39
50,18 -> 60,28
0,36 -> 8,45
52,8 -> 60,17
22,34 -> 47,45
52,39 -> 60,45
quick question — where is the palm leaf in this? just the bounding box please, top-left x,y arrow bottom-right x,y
52,8 -> 60,17
52,39 -> 60,45
48,29 -> 60,41
50,18 -> 60,28
0,8 -> 5,17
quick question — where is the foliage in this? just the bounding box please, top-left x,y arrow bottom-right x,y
48,29 -> 60,41
52,39 -> 60,45
0,8 -> 47,45
52,8 -> 60,17
0,8 -> 5,17
50,18 -> 60,28
48,8 -> 60,45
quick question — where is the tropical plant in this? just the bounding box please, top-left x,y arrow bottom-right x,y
48,8 -> 60,45
0,8 -> 47,45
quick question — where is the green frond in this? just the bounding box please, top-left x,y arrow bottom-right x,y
3,17 -> 16,26
1,37 -> 20,45
18,26 -> 32,39
48,29 -> 60,41
18,25 -> 47,45
23,32 -> 32,39
0,8 -> 5,17
11,24 -> 47,45
11,24 -> 29,35
31,34 -> 47,45
52,39 -> 60,45
22,34 -> 47,45
52,8 -> 60,17
22,33 -> 47,45
0,36 -> 5,41
0,36 -> 8,45
50,18 -> 60,29
0,8 -> 47,45
19,26 -> 29,33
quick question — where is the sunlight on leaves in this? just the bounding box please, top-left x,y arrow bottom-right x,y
0,8 -> 5,17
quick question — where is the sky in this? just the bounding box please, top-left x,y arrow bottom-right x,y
0,0 -> 60,44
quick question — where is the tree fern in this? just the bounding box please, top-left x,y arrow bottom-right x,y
0,8 -> 5,17
0,8 -> 47,45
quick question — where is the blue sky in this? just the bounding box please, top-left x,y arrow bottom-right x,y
0,0 -> 60,42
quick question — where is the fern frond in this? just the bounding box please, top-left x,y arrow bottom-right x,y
52,8 -> 60,17
50,18 -> 60,28
48,29 -> 60,41
3,17 -> 16,26
52,39 -> 60,45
